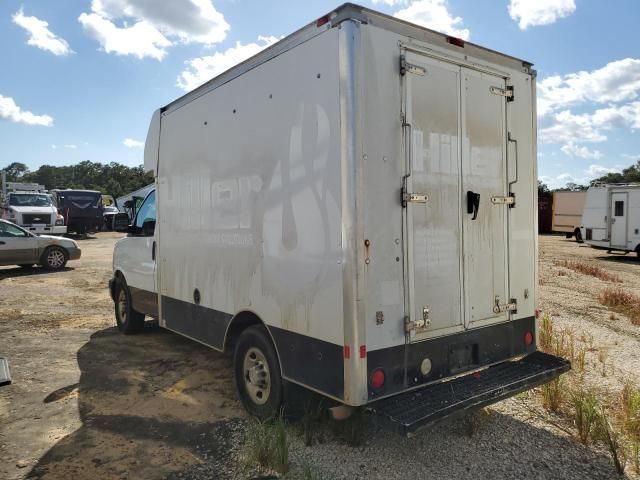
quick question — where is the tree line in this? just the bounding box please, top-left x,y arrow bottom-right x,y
1,160 -> 153,199
539,159 -> 640,198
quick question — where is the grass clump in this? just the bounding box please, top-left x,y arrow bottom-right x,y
243,418 -> 289,475
620,382 -> 640,473
554,259 -> 622,283
599,287 -> 640,325
571,387 -> 599,444
542,377 -> 565,413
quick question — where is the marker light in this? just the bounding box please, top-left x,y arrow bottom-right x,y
370,368 -> 385,390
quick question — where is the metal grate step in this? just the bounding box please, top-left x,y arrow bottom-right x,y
368,351 -> 570,435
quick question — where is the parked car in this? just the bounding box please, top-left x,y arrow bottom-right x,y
0,219 -> 81,270
103,205 -> 120,231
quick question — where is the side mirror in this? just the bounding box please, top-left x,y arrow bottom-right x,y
113,213 -> 130,232
142,219 -> 156,236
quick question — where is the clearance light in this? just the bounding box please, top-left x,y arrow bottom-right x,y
447,36 -> 465,48
370,368 -> 385,390
316,15 -> 330,27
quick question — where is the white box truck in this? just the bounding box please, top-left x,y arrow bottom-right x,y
110,3 -> 569,433
580,183 -> 640,257
552,190 -> 586,242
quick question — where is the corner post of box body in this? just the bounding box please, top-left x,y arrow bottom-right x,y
338,18 -> 368,405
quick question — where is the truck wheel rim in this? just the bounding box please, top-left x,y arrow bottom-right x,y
243,347 -> 271,405
117,290 -> 127,323
48,249 -> 65,268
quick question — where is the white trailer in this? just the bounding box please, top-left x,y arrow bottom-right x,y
110,3 -> 568,433
552,190 -> 586,241
580,183 -> 640,257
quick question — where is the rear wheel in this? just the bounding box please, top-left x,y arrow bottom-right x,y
114,277 -> 145,334
574,228 -> 583,243
40,246 -> 68,270
234,325 -> 283,419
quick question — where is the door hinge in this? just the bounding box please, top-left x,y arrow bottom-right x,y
490,85 -> 514,101
493,297 -> 517,314
400,56 -> 426,76
401,188 -> 429,207
491,194 -> 515,207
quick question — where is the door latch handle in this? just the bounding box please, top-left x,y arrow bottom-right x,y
152,241 -> 156,261
467,191 -> 480,220
0,241 -> 5,245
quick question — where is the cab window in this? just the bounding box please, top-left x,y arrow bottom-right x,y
134,191 -> 156,230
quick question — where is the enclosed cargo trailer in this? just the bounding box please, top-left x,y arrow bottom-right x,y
580,183 -> 640,257
110,3 -> 569,434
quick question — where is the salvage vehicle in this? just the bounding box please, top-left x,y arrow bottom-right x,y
0,219 -> 81,269
51,189 -> 103,235
580,183 -> 640,257
1,173 -> 66,235
552,191 -> 586,242
110,3 -> 570,434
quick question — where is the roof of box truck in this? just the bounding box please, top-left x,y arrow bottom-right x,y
163,3 -> 534,114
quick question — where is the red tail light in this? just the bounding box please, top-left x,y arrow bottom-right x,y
370,368 -> 385,390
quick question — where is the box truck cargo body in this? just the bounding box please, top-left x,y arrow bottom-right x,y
552,191 -> 586,241
580,183 -> 640,256
110,4 -> 569,433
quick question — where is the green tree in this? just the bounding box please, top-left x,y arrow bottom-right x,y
1,162 -> 29,182
594,160 -> 640,184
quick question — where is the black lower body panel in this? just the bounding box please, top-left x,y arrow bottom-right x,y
368,351 -> 570,435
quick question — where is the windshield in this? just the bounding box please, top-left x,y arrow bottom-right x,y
8,194 -> 52,207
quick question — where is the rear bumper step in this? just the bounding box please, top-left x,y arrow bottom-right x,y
367,351 -> 570,435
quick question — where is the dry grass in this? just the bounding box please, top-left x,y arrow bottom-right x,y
553,259 -> 623,283
599,287 -> 640,325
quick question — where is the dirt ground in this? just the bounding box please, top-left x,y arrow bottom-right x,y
1,233 -> 639,479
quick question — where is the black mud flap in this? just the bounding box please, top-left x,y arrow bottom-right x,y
367,351 -> 570,436
0,357 -> 11,386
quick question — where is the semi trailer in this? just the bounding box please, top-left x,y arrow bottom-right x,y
110,3 -> 569,434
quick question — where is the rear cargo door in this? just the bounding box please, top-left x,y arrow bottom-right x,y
402,52 -> 464,339
460,68 -> 510,328
402,52 -> 510,339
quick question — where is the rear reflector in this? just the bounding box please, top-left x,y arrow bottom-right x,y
370,368 -> 385,390
344,345 -> 351,359
359,345 -> 367,358
524,331 -> 534,346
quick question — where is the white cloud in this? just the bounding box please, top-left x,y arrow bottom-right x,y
178,35 -> 279,91
123,138 -> 144,148
508,0 -> 575,30
538,58 -> 640,116
587,164 -> 619,178
394,0 -> 470,40
561,142 -> 602,160
51,144 -> 78,150
540,102 -> 640,145
12,8 -> 74,56
0,94 -> 53,127
79,0 -> 229,60
372,0 -> 405,5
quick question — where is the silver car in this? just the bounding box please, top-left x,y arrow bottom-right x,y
0,219 -> 81,270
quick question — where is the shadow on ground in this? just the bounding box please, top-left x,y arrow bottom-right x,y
26,326 -> 245,480
0,266 -> 74,279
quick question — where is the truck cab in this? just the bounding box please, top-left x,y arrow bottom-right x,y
1,191 -> 66,235
110,189 -> 158,330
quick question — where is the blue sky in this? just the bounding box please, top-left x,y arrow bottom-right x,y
1,0 -> 639,188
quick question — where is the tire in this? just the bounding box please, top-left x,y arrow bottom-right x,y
574,229 -> 583,243
234,325 -> 283,419
113,277 -> 145,334
40,246 -> 68,270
